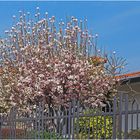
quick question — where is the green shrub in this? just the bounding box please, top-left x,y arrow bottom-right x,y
75,109 -> 113,139
27,130 -> 62,139
128,129 -> 140,139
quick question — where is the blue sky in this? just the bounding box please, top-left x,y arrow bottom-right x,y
0,1 -> 140,73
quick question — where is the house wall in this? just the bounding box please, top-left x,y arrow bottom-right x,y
117,81 -> 140,132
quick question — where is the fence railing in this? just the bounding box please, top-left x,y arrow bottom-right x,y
0,93 -> 140,139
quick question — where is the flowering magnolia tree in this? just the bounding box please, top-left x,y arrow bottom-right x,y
0,8 -> 126,113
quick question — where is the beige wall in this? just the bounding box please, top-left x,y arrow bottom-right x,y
118,81 -> 140,102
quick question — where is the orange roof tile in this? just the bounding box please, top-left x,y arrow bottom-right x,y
115,71 -> 140,79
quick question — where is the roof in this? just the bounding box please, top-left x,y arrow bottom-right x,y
115,71 -> 140,80
117,72 -> 140,93
116,71 -> 140,85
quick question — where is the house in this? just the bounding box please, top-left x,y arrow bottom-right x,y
116,71 -> 140,132
117,71 -> 140,103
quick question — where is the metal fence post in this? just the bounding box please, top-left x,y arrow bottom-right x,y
68,102 -> 71,139
76,101 -> 79,139
34,105 -> 38,139
118,93 -> 123,139
124,94 -> 128,139
9,107 -> 16,139
41,102 -> 45,139
136,101 -> 139,130
71,99 -> 76,139
112,96 -> 117,139
38,102 -> 42,139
